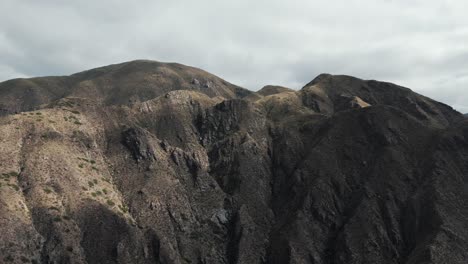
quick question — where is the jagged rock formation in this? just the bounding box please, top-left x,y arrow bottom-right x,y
0,61 -> 467,264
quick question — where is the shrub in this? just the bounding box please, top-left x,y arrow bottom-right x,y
88,181 -> 94,187
119,205 -> 129,213
74,121 -> 82,125
9,184 -> 20,191
102,189 -> 108,195
102,177 -> 110,183
53,216 -> 62,222
96,191 -> 102,196
106,200 -> 115,206
93,179 -> 98,184
78,163 -> 84,168
44,188 -> 52,194
71,110 -> 80,115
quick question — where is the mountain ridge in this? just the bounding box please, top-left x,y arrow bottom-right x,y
0,60 -> 466,264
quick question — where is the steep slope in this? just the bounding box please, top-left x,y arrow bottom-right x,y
0,64 -> 466,264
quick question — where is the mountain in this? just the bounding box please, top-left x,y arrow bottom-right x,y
0,60 -> 467,264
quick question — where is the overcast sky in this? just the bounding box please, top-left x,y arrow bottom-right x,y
1,0 -> 468,111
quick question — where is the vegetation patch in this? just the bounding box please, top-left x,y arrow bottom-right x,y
8,184 -> 20,191
106,200 -> 115,207
2,171 -> 19,178
102,177 -> 110,183
118,204 -> 129,213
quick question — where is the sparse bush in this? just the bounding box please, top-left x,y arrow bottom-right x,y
96,191 -> 102,196
88,181 -> 94,187
118,204 -> 129,213
102,189 -> 108,195
102,177 -> 110,183
74,121 -> 82,125
2,171 -> 18,177
106,200 -> 115,206
71,110 -> 80,115
44,188 -> 52,194
92,166 -> 99,171
9,184 -> 20,191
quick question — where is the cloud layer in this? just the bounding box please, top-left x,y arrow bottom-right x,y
1,0 -> 468,111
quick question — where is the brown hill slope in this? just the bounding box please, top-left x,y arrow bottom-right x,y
0,61 -> 466,264
0,60 -> 250,115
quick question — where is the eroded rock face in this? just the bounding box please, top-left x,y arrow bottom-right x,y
0,61 -> 466,264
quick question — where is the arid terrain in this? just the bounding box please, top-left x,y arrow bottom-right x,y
0,60 -> 467,264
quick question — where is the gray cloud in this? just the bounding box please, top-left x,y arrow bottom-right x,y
1,0 -> 468,112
